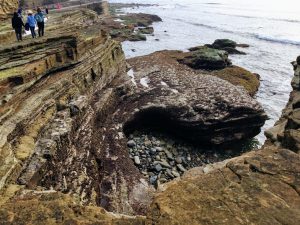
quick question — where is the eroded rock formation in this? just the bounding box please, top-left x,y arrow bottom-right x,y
0,2 -> 299,224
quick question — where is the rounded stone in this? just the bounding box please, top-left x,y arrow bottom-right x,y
150,176 -> 158,184
134,156 -> 141,165
155,164 -> 163,172
127,140 -> 136,148
175,156 -> 183,164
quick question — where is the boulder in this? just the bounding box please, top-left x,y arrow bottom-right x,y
128,32 -> 147,41
179,46 -> 231,70
124,50 -> 266,145
191,39 -> 248,55
120,13 -> 162,27
212,39 -> 237,48
138,26 -> 154,34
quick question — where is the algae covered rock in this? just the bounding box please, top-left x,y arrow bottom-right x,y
212,66 -> 260,96
179,46 -> 231,70
212,39 -> 237,48
189,39 -> 247,55
0,192 -> 146,225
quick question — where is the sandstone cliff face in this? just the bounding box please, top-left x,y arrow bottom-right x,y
265,57 -> 300,151
0,0 -> 18,20
0,6 -> 127,208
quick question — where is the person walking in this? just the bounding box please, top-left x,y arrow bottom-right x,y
35,8 -> 45,37
12,12 -> 24,41
27,10 -> 36,38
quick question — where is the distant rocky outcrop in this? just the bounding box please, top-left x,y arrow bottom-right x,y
101,11 -> 162,42
190,39 -> 248,55
178,46 -> 232,70
167,48 -> 260,96
0,0 -> 18,20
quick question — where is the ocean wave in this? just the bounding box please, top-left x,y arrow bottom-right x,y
252,35 -> 300,46
200,10 -> 300,24
173,18 -> 300,46
174,18 -> 237,34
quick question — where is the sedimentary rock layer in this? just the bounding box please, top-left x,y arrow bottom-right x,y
0,0 -> 18,20
0,3 -> 299,224
125,50 -> 266,145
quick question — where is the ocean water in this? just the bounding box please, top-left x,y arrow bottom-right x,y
109,0 -> 300,143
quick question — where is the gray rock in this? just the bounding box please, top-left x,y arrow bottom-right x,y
148,172 -> 155,177
166,169 -> 174,178
158,160 -> 172,168
150,176 -> 158,185
134,156 -> 141,165
175,156 -> 183,164
155,155 -> 161,160
150,148 -> 157,155
155,164 -> 163,172
156,147 -> 163,152
164,150 -> 173,160
160,178 -> 167,183
177,164 -> 186,172
127,140 -> 136,148
172,170 -> 180,177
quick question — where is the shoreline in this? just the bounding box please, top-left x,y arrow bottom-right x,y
0,1 -> 300,224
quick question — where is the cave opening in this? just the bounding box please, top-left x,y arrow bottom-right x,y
123,108 -> 259,186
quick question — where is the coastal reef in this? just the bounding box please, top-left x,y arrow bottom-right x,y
101,4 -> 162,42
0,1 -> 299,224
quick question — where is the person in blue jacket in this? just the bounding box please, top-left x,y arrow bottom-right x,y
27,10 -> 36,38
35,8 -> 45,37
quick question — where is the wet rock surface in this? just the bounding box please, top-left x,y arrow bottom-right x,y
190,38 -> 247,55
102,6 -> 162,42
179,46 -> 232,70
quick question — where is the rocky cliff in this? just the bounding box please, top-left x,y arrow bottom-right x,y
0,2 -> 299,225
0,0 -> 18,20
145,57 -> 300,225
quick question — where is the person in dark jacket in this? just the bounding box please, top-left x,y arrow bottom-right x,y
12,12 -> 24,41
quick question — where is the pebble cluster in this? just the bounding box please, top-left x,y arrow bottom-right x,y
127,132 -> 254,187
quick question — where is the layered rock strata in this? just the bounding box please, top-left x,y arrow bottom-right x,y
146,57 -> 300,224
0,6 -> 149,218
0,3 -> 298,225
124,51 -> 266,145
0,0 -> 18,20
266,56 -> 300,151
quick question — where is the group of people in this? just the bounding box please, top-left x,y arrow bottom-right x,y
11,8 -> 48,41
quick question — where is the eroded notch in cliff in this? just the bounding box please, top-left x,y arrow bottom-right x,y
123,107 -> 259,186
